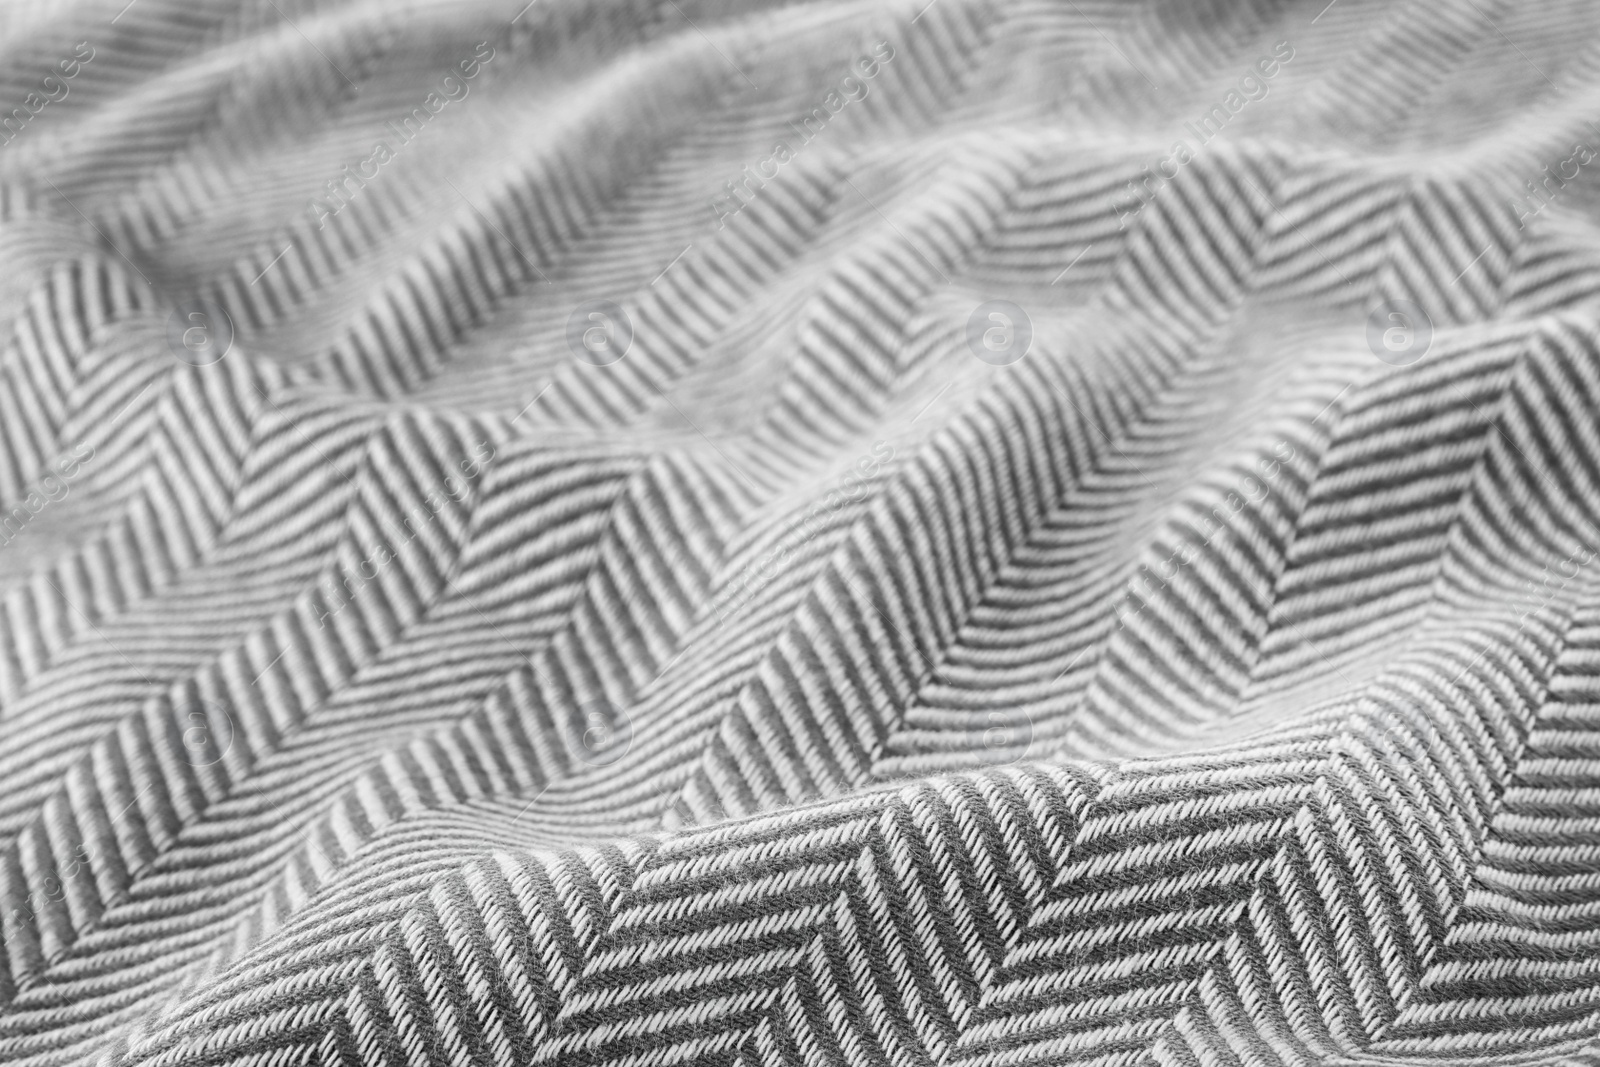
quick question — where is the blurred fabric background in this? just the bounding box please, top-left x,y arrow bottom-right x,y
1,0 -> 1600,1063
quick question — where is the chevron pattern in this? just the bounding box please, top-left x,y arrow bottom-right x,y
0,0 -> 1599,1063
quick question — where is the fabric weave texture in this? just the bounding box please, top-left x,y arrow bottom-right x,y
0,0 -> 1599,1064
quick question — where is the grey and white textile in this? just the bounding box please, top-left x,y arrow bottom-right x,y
0,0 -> 1598,1064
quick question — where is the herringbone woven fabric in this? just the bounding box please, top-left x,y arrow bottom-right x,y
1,0 -> 1599,1063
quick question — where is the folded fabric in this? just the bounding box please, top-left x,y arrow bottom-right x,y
0,0 -> 1598,1063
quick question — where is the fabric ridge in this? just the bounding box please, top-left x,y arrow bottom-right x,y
0,0 -> 1598,1064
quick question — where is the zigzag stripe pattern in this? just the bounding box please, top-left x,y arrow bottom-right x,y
0,0 -> 1599,1063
